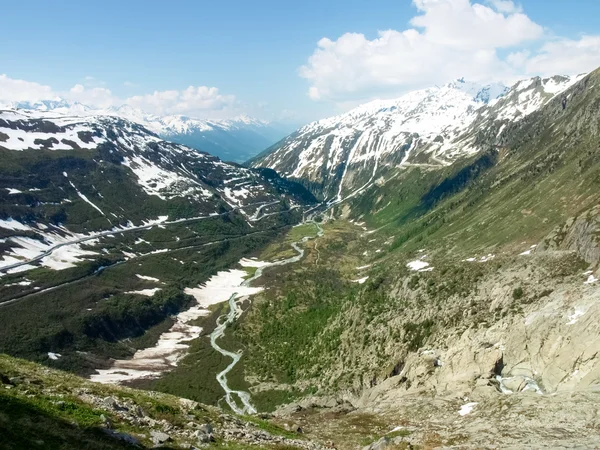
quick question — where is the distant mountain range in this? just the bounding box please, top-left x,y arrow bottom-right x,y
2,100 -> 293,163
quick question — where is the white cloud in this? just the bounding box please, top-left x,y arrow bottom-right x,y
0,75 -> 238,118
0,74 -> 56,103
410,0 -> 542,50
300,0 -> 599,102
488,0 -> 522,14
511,36 -> 600,76
125,86 -> 236,116
65,84 -> 118,109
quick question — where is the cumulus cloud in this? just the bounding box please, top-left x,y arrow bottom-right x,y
487,0 -> 522,14
300,0 -> 600,102
0,74 -> 56,103
125,86 -> 236,116
0,74 -> 238,118
510,36 -> 600,76
65,84 -> 118,109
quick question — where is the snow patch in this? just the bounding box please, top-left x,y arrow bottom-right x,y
567,308 -> 586,325
459,402 -> 478,416
136,274 -> 161,282
407,260 -> 430,271
352,276 -> 369,284
126,288 -> 162,297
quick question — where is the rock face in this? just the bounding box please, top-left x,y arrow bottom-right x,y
539,205 -> 600,266
150,430 -> 170,445
356,263 -> 600,407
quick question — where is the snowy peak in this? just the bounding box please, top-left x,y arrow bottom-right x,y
0,100 -> 287,163
304,79 -> 508,134
251,73 -> 586,200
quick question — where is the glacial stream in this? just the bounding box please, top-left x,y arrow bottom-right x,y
210,221 -> 324,414
90,220 -> 324,415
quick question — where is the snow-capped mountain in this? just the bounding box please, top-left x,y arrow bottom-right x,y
0,109 -> 315,274
251,74 -> 585,201
4,100 -> 289,163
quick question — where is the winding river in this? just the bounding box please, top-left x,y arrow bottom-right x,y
91,220 -> 324,415
210,221 -> 324,414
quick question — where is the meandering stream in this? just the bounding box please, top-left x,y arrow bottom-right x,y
90,220 -> 324,415
210,221 -> 324,414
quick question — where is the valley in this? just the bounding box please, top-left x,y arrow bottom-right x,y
2,64 -> 600,449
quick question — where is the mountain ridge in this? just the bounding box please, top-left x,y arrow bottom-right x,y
1,100 -> 291,163
250,73 -> 585,201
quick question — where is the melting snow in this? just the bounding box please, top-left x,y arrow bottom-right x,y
464,254 -> 495,263
92,263 -> 265,384
407,260 -> 431,271
584,275 -> 598,285
567,308 -> 586,325
184,269 -> 264,307
352,276 -> 369,284
7,264 -> 37,274
41,243 -> 98,270
63,173 -> 105,216
0,218 -> 32,231
459,402 -> 478,416
126,288 -> 162,297
136,274 -> 161,282
47,352 -> 62,360
239,258 -> 270,268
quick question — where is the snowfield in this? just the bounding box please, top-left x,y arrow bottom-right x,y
92,261 -> 267,384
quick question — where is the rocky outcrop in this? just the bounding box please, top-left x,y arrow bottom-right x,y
539,205 -> 600,266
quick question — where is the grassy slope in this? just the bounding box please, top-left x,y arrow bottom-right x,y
0,215 -> 281,376
0,354 -> 304,450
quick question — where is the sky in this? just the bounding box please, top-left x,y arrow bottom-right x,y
1,0 -> 600,126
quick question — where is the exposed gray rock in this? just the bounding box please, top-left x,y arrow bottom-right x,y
362,436 -> 390,450
198,423 -> 213,435
150,430 -> 171,445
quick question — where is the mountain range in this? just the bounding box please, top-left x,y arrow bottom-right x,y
3,99 -> 292,163
251,74 -> 584,200
0,108 -> 315,275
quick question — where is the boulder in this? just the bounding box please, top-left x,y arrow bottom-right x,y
150,430 -> 171,445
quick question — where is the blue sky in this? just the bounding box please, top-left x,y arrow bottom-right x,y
2,0 -> 600,125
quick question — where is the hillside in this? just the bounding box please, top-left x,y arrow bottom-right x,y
3,68 -> 600,450
0,354 -> 320,450
182,68 -> 600,448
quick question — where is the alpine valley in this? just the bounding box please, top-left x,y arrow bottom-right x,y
3,67 -> 600,450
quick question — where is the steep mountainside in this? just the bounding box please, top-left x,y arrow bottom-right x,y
251,74 -> 583,200
6,101 -> 290,163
